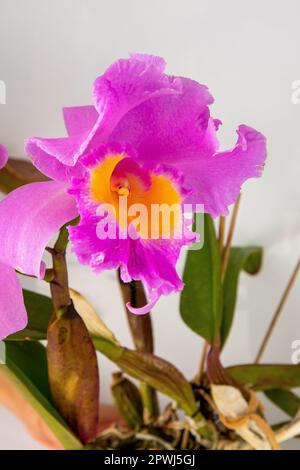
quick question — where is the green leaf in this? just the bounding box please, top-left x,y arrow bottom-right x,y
265,389 -> 300,418
117,349 -> 197,417
1,341 -> 82,449
227,363 -> 300,390
7,290 -> 53,341
221,246 -> 263,346
180,214 -> 222,343
94,337 -> 196,415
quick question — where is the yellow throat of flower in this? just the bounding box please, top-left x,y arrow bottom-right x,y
90,153 -> 182,239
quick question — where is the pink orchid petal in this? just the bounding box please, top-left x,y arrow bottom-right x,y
184,125 -> 267,216
125,237 -> 184,295
63,106 -> 99,136
0,181 -> 78,277
126,292 -> 159,315
26,54 -> 181,181
0,144 -> 8,169
93,54 -> 181,125
25,138 -> 85,182
0,263 -> 27,340
109,77 -> 215,166
23,55 -> 267,316
25,134 -> 89,181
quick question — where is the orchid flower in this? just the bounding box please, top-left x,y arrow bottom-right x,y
0,54 -> 266,340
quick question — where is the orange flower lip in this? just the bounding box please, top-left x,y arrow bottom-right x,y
90,152 -> 182,238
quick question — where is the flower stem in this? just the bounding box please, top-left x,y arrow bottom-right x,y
117,271 -> 159,420
255,257 -> 300,363
221,194 -> 241,281
47,225 -> 71,312
218,216 -> 226,253
47,219 -> 79,312
195,341 -> 209,385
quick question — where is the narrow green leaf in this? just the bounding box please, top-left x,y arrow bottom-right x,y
227,363 -> 300,390
93,339 -> 213,438
1,341 -> 82,449
221,246 -> 263,346
7,290 -> 53,341
265,389 -> 300,418
94,337 -> 196,415
93,337 -> 123,361
180,214 -> 222,343
117,349 -> 197,417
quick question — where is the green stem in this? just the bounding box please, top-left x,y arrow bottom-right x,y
47,220 -> 78,312
47,228 -> 71,313
221,194 -> 241,281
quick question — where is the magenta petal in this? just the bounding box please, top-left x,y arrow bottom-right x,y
0,263 -> 27,340
0,181 -> 78,277
129,53 -> 166,72
124,238 -> 184,296
126,292 -> 159,315
109,77 -> 215,166
120,236 -> 190,314
0,144 -> 8,169
26,54 -> 183,184
69,219 -> 129,272
63,106 -> 98,136
184,125 -> 267,216
70,217 -> 185,314
25,138 -> 82,182
25,134 -> 88,181
93,54 -> 181,122
26,55 -> 182,180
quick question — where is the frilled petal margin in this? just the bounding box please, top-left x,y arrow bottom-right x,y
25,135 -> 87,183
0,144 -> 8,168
69,216 -> 189,315
183,125 -> 267,217
0,181 -> 78,278
123,238 -> 185,314
26,54 -> 181,182
109,77 -> 215,166
0,263 -> 27,340
92,53 -> 181,134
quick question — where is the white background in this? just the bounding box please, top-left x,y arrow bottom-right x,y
0,0 -> 299,449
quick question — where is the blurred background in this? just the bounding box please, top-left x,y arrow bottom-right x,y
0,0 -> 299,449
